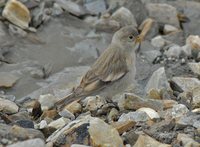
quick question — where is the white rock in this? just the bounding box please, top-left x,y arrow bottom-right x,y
48,117 -> 70,129
7,138 -> 45,147
39,120 -> 48,129
188,62 -> 200,75
137,107 -> 160,119
38,94 -> 58,110
163,24 -> 179,34
151,36 -> 166,48
172,104 -> 189,118
111,7 -> 137,27
2,0 -> 31,29
118,111 -> 149,122
0,98 -> 19,114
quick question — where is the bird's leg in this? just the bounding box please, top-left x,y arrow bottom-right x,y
138,18 -> 154,41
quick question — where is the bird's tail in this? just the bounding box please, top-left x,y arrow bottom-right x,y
55,92 -> 80,111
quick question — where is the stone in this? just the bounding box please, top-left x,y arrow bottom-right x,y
39,120 -> 48,129
89,118 -> 123,147
56,0 -> 88,17
111,7 -> 137,27
15,120 -> 34,129
0,98 -> 19,114
186,35 -> 200,51
0,72 -> 19,88
119,93 -> 164,111
145,67 -> 170,96
7,138 -> 45,147
111,121 -> 135,134
48,117 -> 70,129
163,31 -> 185,46
181,44 -> 192,57
133,134 -> 171,147
163,100 -> 178,110
188,62 -> 200,75
38,94 -> 58,110
172,77 -> 200,92
83,95 -> 107,111
142,50 -> 161,63
171,104 -> 189,119
164,45 -> 182,58
107,108 -> 119,122
137,107 -> 160,119
163,24 -> 179,35
118,111 -> 149,122
71,145 -> 90,147
151,36 -> 166,49
40,110 -> 58,120
177,133 -> 200,147
2,0 -> 31,29
177,113 -> 200,129
52,3 -> 63,16
84,0 -> 106,15
64,101 -> 82,114
58,109 -> 75,120
191,87 -> 200,108
8,24 -> 27,37
146,3 -> 179,28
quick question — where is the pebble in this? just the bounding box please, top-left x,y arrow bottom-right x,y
0,98 -> 19,114
151,36 -> 166,48
7,138 -> 45,147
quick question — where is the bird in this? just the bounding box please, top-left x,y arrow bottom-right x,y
55,25 -> 142,110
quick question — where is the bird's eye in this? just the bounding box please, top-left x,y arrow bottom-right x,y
128,35 -> 134,40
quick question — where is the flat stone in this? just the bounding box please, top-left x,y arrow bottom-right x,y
111,7 -> 137,27
89,118 -> 123,147
137,107 -> 160,119
38,94 -> 58,110
48,117 -> 71,129
2,0 -> 31,29
163,24 -> 179,35
172,77 -> 200,92
171,104 -> 189,119
146,3 -> 179,28
142,50 -> 161,63
133,134 -> 171,147
145,67 -> 170,95
164,45 -> 182,58
188,62 -> 200,75
111,121 -> 135,134
0,98 -> 19,114
118,111 -> 149,122
64,101 -> 82,114
151,36 -> 166,48
0,72 -> 19,88
84,0 -> 106,15
7,138 -> 45,147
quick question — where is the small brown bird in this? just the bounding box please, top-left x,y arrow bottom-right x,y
55,25 -> 142,110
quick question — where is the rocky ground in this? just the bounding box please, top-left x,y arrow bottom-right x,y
0,0 -> 200,146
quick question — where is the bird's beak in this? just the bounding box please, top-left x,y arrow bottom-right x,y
135,35 -> 142,43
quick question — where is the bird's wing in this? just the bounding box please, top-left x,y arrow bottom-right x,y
77,46 -> 129,95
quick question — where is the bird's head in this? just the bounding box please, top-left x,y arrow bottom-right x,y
112,25 -> 141,52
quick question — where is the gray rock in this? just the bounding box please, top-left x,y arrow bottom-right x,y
172,77 -> 200,92
181,44 -> 192,57
0,98 -> 19,114
56,0 -> 88,16
111,7 -> 138,27
142,50 -> 161,63
7,138 -> 45,147
163,31 -> 185,46
8,24 -> 27,37
84,0 -> 106,15
0,72 -> 19,88
146,3 -> 180,28
177,113 -> 200,129
164,45 -> 182,58
15,120 -> 34,129
59,109 -> 75,120
151,36 -> 166,49
171,104 -> 189,118
52,3 -> 63,16
163,24 -> 179,35
145,67 -> 170,95
118,111 -> 149,122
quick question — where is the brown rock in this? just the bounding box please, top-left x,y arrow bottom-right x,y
163,100 -> 178,110
40,109 -> 58,120
64,100 -> 82,114
2,0 -> 31,29
111,121 -> 135,134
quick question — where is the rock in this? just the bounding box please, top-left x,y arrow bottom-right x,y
64,101 -> 82,114
52,3 -> 63,16
142,50 -> 161,63
163,24 -> 179,35
84,0 -> 106,15
111,7 -> 138,27
0,98 -> 19,114
48,117 -> 70,129
171,77 -> 200,92
137,107 -> 160,119
71,145 -> 90,147
40,109 -> 58,120
181,44 -> 192,57
2,0 -> 31,29
177,113 -> 200,129
151,36 -> 166,49
15,120 -> 34,129
0,72 -> 19,88
7,138 -> 45,147
83,95 -> 107,112
145,67 -> 170,97
95,16 -> 120,33
177,133 -> 200,147
133,134 -> 171,147
38,94 -> 58,110
171,104 -> 189,119
186,35 -> 200,50
163,100 -> 178,110
89,118 -> 123,147
164,45 -> 182,58
58,109 -> 75,120
56,0 -> 88,17
122,129 -> 139,145
38,120 -> 48,129
8,24 -> 27,37
107,108 -> 119,122
119,93 -> 164,111
118,111 -> 149,122
191,87 -> 200,108
146,3 -> 179,28
188,62 -> 200,75
163,31 -> 185,46
139,18 -> 159,40
111,121 -> 135,134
